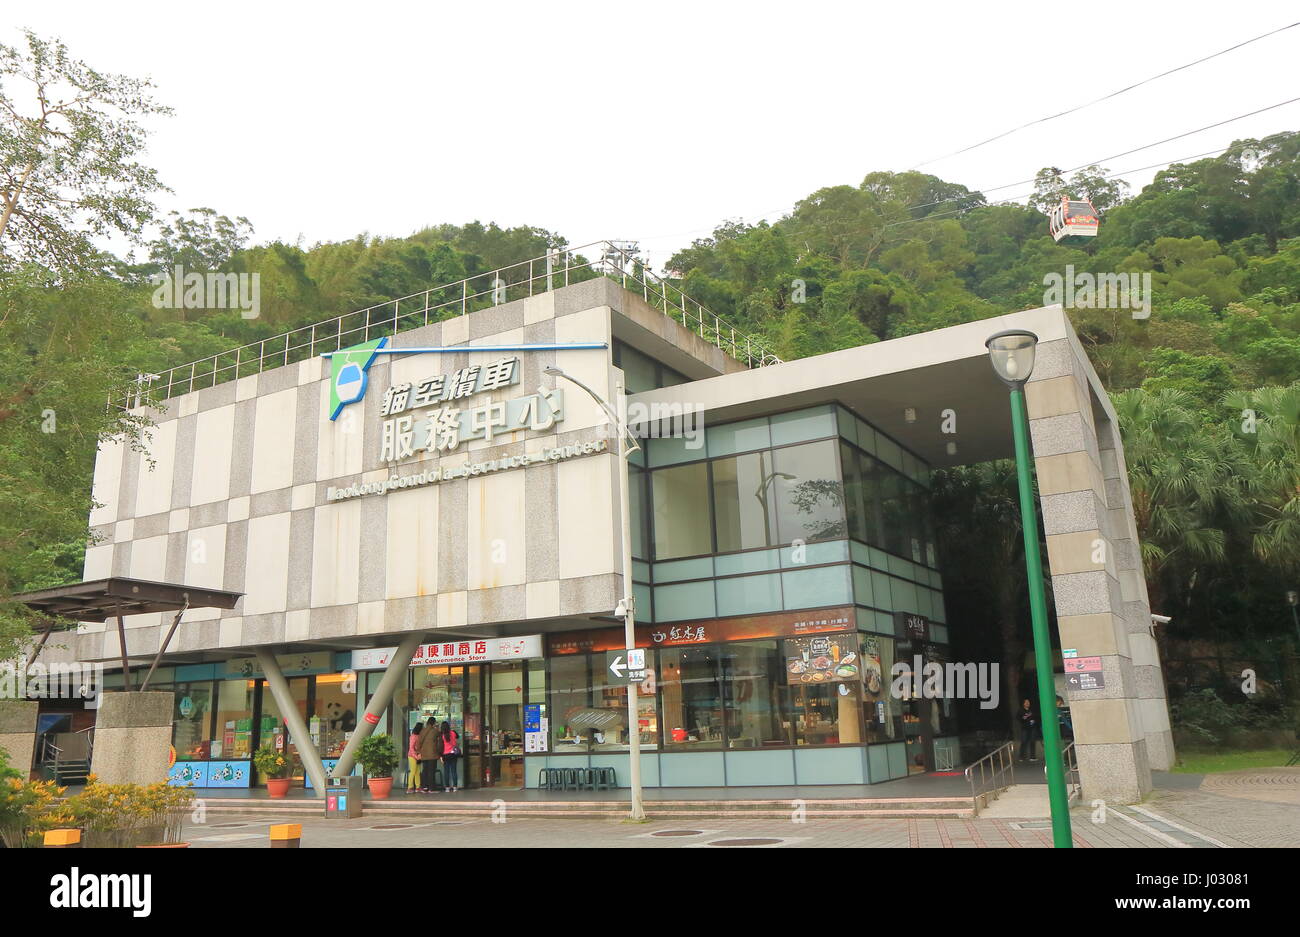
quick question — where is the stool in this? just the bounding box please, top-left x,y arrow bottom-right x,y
594,766 -> 616,790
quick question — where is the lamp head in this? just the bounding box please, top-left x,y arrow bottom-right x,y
985,329 -> 1039,387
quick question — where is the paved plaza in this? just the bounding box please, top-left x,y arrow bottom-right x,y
179,768 -> 1299,849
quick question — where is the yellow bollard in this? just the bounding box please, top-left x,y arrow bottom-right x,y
269,822 -> 301,849
44,829 -> 82,848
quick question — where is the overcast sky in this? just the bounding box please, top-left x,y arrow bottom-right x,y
13,2 -> 1300,271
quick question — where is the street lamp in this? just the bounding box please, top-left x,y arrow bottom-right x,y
985,328 -> 1074,848
544,365 -> 647,821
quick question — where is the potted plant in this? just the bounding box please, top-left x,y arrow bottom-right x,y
253,746 -> 296,798
356,734 -> 398,800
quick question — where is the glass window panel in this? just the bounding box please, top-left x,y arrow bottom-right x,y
712,452 -> 779,552
852,565 -> 874,606
213,679 -> 255,761
652,462 -> 713,558
861,634 -> 903,743
876,434 -> 904,471
653,580 -> 717,621
859,456 -> 888,548
771,440 -> 845,544
652,557 -> 714,583
647,435 -> 698,468
172,682 -> 213,761
870,571 -> 894,611
313,673 -> 361,761
549,656 -> 590,752
878,468 -> 908,555
659,647 -> 724,750
720,640 -> 789,748
779,633 -> 862,746
257,677 -> 310,782
714,549 -> 780,576
770,405 -> 836,445
836,407 -> 858,446
781,564 -> 851,609
629,464 -> 648,560
857,420 -> 876,455
840,442 -> 867,543
716,573 -> 782,617
781,538 -> 849,567
706,417 -> 771,458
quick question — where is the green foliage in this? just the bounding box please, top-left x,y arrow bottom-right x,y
1169,688 -> 1292,748
252,746 -> 296,780
356,734 -> 399,779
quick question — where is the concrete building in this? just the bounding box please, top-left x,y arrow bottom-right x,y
24,251 -> 1171,803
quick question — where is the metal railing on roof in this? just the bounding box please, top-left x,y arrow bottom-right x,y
119,240 -> 780,409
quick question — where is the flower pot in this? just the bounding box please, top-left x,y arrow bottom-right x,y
266,777 -> 292,799
367,776 -> 394,800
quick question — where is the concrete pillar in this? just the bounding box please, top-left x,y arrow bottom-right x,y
90,691 -> 174,785
255,649 -> 328,796
1025,334 -> 1172,804
0,700 -> 39,778
331,631 -> 424,779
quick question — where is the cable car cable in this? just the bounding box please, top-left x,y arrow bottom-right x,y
907,21 -> 1300,171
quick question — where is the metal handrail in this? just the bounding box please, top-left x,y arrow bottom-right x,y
965,740 -> 1016,809
118,240 -> 781,409
1061,740 -> 1080,801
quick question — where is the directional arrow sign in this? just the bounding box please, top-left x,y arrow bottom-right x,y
609,655 -> 627,678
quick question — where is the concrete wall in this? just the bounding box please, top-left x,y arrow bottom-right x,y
0,700 -> 38,777
89,691 -> 174,785
1027,328 -> 1173,803
69,284 -> 699,662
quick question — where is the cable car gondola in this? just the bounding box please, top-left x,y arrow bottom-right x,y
1048,196 -> 1100,242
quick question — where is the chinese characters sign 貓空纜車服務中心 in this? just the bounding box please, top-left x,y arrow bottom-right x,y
375,356 -> 566,463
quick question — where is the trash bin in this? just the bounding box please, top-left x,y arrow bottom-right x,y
324,775 -> 363,819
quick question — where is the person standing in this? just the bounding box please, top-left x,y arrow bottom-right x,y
1018,698 -> 1040,762
406,722 -> 423,793
417,719 -> 444,792
440,720 -> 461,793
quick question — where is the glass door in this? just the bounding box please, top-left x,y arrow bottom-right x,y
485,662 -> 526,788
256,677 -> 310,784
465,666 -> 484,788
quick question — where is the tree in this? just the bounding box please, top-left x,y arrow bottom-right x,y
0,30 -> 171,273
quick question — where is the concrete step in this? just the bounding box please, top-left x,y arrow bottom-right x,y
200,795 -> 977,819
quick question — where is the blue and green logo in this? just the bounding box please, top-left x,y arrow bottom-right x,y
328,337 -> 388,420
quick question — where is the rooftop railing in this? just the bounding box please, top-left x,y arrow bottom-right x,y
120,240 -> 780,409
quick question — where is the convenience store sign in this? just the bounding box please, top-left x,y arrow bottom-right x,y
352,635 -> 543,670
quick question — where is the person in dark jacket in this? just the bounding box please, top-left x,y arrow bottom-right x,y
416,719 -> 444,792
1018,698 -> 1040,762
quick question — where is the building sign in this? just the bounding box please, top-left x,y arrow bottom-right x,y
327,439 -> 607,502
524,703 -> 547,753
351,634 -> 543,671
376,356 -> 562,464
328,337 -> 388,420
784,633 -> 861,685
223,652 -> 333,679
1066,672 -> 1106,691
1063,656 -> 1103,674
895,612 -> 929,641
547,607 -> 856,655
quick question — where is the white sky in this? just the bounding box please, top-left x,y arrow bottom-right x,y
13,1 -> 1300,272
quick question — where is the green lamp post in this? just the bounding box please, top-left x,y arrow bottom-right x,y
985,328 -> 1074,848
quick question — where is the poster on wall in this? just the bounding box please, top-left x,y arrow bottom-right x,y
861,635 -> 884,697
523,704 -> 548,753
783,633 -> 861,685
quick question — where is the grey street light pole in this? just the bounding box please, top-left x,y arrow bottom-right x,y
544,365 -> 646,821
985,328 -> 1073,848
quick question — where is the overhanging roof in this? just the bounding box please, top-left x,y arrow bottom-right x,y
629,305 -> 1104,468
10,577 -> 243,627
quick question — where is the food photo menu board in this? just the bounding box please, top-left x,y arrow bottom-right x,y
783,633 -> 862,685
